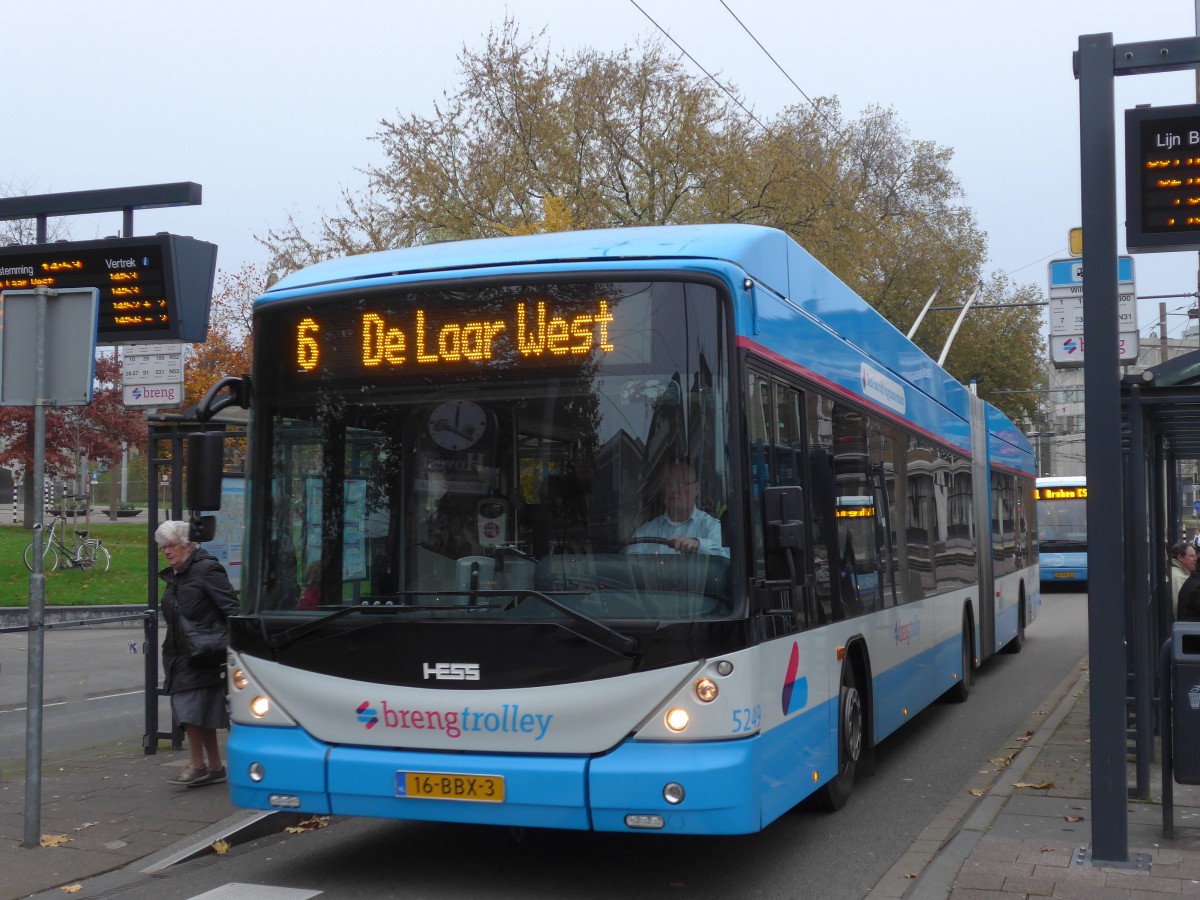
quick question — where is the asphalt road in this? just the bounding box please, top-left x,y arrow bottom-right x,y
0,623 -> 167,761
18,591 -> 1089,899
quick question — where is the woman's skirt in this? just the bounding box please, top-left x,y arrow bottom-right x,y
170,685 -> 229,730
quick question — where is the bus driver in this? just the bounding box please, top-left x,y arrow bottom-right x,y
627,461 -> 729,557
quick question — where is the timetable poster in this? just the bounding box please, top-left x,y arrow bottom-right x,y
303,476 -> 368,582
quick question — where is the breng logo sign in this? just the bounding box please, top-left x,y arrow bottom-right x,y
356,701 -> 379,729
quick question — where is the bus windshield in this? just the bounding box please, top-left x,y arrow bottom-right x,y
1035,492 -> 1086,551
247,278 -> 735,622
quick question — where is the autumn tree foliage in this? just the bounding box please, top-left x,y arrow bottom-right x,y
258,19 -> 1044,423
0,355 -> 145,484
183,263 -> 260,409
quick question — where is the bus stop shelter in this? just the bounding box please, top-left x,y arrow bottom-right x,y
1121,348 -> 1200,797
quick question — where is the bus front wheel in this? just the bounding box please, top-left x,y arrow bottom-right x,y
813,661 -> 862,811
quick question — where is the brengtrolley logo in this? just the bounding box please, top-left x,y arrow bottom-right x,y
895,618 -> 922,645
354,700 -> 554,741
781,642 -> 809,716
860,363 -> 906,414
356,701 -> 379,729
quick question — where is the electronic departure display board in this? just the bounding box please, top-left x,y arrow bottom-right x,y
0,234 -> 217,343
1125,103 -> 1200,252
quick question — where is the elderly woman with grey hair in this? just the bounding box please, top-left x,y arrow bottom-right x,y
155,520 -> 239,787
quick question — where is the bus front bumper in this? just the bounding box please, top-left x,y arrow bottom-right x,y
227,723 -> 762,834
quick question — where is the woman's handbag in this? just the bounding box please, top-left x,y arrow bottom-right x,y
178,613 -> 228,667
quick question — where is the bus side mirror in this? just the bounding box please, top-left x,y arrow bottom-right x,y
765,485 -> 804,552
187,432 -> 224,512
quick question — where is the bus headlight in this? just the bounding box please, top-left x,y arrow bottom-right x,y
249,695 -> 271,718
664,707 -> 689,732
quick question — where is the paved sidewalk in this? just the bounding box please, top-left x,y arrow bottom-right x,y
0,733 -> 274,900
871,660 -> 1200,898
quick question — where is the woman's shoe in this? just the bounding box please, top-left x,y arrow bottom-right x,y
168,764 -> 209,786
189,766 -> 227,787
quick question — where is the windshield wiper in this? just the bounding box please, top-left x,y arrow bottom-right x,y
265,590 -> 638,657
505,589 -> 640,657
268,605 -> 396,651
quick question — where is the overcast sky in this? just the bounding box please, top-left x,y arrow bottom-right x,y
8,1 -> 1200,341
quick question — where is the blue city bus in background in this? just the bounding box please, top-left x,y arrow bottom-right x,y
204,224 -> 1039,835
1034,476 -> 1087,585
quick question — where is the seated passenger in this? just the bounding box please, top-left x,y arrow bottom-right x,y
299,560 -> 322,610
628,462 -> 729,557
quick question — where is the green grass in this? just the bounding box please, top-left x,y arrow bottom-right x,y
0,522 -> 159,607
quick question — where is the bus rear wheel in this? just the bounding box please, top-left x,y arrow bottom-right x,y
813,661 -> 862,811
1001,595 -> 1026,654
944,616 -> 973,702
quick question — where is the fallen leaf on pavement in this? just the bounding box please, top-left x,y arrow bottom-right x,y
73,822 -> 97,832
211,839 -> 231,855
1013,781 -> 1054,790
903,873 -> 918,879
285,816 -> 331,833
1065,815 -> 1084,823
969,788 -> 988,797
1040,846 -> 1057,852
40,834 -> 72,848
1016,730 -> 1034,742
60,886 -> 82,894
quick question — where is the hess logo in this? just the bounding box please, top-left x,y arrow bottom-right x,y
423,663 -> 480,681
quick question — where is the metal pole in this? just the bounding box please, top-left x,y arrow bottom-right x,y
1128,385 -> 1152,799
144,424 -> 159,754
22,287 -> 49,849
1078,31 -> 1129,864
1159,302 -> 1168,365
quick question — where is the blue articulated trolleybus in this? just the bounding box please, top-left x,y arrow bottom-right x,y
204,224 -> 1038,834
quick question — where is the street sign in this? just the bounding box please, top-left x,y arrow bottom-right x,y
1047,256 -> 1138,368
122,383 -> 184,407
0,288 -> 99,405
0,234 -> 217,344
122,342 -> 184,385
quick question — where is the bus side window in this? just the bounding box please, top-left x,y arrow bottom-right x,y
747,373 -> 772,581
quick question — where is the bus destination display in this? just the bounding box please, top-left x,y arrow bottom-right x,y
290,299 -> 617,378
1034,485 -> 1086,501
1125,103 -> 1200,252
0,234 -> 217,343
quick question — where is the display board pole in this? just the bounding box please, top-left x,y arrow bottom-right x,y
22,289 -> 48,848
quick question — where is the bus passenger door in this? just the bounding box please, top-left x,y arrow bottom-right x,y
747,371 -> 812,629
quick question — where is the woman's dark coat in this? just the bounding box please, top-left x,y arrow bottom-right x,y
160,546 -> 239,694
1179,570 -> 1200,622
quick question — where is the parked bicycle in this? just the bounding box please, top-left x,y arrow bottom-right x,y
23,515 -> 112,572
